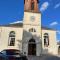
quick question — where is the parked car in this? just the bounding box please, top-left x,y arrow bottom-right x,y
0,52 -> 7,60
1,49 -> 28,60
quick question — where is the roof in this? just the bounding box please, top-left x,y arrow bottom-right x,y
0,23 -> 55,31
57,41 -> 60,45
42,26 -> 55,31
24,10 -> 41,14
0,23 -> 23,27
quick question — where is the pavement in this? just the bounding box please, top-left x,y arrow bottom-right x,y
28,54 -> 60,60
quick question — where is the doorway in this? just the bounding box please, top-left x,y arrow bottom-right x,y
58,46 -> 60,55
28,38 -> 36,55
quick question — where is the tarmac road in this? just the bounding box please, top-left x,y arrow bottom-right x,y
28,54 -> 60,60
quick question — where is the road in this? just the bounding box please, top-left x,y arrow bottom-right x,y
28,54 -> 60,60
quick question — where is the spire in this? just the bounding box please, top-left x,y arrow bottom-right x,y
24,0 -> 39,13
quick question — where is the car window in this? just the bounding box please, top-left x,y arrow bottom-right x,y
6,50 -> 20,55
1,50 -> 20,55
1,51 -> 6,55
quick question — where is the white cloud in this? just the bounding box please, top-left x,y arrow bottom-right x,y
57,31 -> 60,34
57,40 -> 60,42
40,2 -> 49,12
50,22 -> 58,26
54,3 -> 60,9
10,21 -> 23,24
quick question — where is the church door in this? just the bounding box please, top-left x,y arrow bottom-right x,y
58,46 -> 60,55
28,38 -> 36,55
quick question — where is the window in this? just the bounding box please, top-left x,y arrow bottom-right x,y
8,31 -> 15,46
37,0 -> 39,3
24,0 -> 25,4
44,33 -> 49,47
31,1 -> 34,10
24,0 -> 28,4
29,28 -> 36,32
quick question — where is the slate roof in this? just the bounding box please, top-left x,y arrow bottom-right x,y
0,23 -> 55,31
41,26 -> 55,31
57,41 -> 60,45
0,23 -> 23,27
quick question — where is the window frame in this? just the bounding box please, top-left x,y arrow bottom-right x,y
8,31 -> 15,46
31,1 -> 34,10
29,28 -> 36,32
44,33 -> 49,47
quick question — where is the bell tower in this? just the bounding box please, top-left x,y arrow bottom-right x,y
24,0 -> 39,12
23,0 -> 42,56
24,0 -> 41,25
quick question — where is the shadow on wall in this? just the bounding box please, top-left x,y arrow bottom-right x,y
17,30 -> 48,55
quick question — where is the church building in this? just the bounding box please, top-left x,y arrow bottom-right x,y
0,0 -> 58,56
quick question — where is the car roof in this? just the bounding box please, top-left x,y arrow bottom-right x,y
1,49 -> 20,52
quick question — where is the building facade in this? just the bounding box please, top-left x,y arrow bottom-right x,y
0,0 -> 58,56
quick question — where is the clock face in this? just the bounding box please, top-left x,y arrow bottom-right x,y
30,16 -> 35,22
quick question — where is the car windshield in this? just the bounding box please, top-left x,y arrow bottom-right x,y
7,50 -> 19,55
1,50 -> 20,55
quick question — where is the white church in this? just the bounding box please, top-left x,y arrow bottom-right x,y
0,0 -> 58,56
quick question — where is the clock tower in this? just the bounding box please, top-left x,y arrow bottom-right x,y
23,0 -> 42,56
23,0 -> 41,25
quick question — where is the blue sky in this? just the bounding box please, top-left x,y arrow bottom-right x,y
0,0 -> 60,41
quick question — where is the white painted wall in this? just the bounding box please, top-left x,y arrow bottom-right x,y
42,29 -> 58,55
0,26 -> 23,52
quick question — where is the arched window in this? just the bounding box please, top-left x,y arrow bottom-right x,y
44,33 -> 49,47
8,31 -> 15,46
29,28 -> 36,32
29,38 -> 36,44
